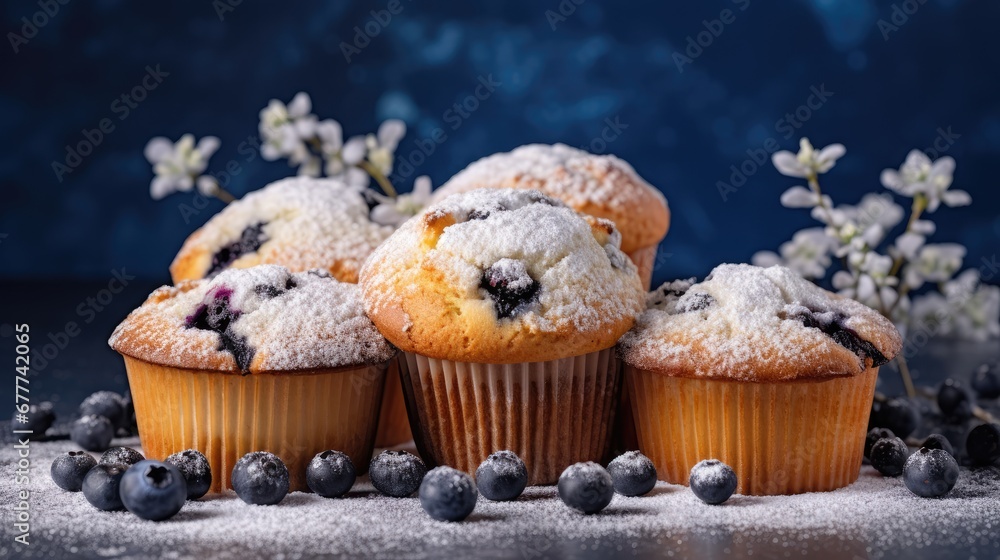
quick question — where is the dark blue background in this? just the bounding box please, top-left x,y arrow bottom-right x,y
1,0 -> 998,287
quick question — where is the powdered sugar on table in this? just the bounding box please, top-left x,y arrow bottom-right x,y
3,436 -> 997,559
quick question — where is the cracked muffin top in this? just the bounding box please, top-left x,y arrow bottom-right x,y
431,144 -> 669,254
170,177 -> 394,284
359,188 -> 646,363
617,264 -> 902,381
110,265 -> 395,374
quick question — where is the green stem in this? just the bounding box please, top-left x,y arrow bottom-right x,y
360,160 -> 397,198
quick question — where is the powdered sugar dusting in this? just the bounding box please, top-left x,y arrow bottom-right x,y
434,144 -> 669,252
174,176 -> 393,283
361,189 -> 644,335
5,437 -> 998,559
619,264 -> 903,381
109,265 -> 395,372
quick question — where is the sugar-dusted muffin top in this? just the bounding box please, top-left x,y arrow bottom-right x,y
431,144 -> 669,254
618,264 -> 902,381
359,189 -> 646,363
110,265 -> 395,374
170,177 -> 393,284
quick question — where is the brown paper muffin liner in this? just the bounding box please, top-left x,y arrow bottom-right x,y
627,365 -> 879,495
123,356 -> 387,493
399,348 -> 621,485
374,360 -> 413,447
626,244 -> 658,290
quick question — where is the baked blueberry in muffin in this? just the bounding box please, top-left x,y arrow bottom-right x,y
170,177 -> 393,284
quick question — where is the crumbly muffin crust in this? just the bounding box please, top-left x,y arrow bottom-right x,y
618,264 -> 902,381
432,144 -> 669,254
110,265 -> 395,374
360,189 -> 646,363
170,177 -> 393,284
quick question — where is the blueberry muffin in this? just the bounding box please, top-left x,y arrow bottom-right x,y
109,265 -> 395,492
170,176 -> 393,284
170,176 -> 410,447
617,264 -> 902,495
360,189 -> 645,484
432,143 -> 670,289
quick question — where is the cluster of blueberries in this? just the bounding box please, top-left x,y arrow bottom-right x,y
866,362 -> 1000,498
51,446 -> 210,521
16,390 -> 137,451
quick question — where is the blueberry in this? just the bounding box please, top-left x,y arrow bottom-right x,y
118,389 -> 137,436
12,401 -> 55,436
369,450 -> 427,497
920,434 -> 955,457
557,462 -> 614,514
787,308 -> 889,366
870,437 -> 909,477
306,450 -> 356,499
480,259 -> 541,319
966,423 -> 1000,466
903,448 -> 960,498
80,391 -> 126,428
50,451 -> 97,492
186,288 -> 255,372
871,398 -> 920,439
82,463 -> 127,511
475,450 -> 528,501
607,451 -> 657,497
100,446 -> 144,467
937,379 -> 972,420
972,363 -> 1000,399
419,466 -> 478,522
208,222 -> 269,276
689,459 -> 738,505
232,451 -> 289,505
864,428 -> 895,460
118,460 -> 187,520
71,415 -> 115,451
166,449 -> 213,500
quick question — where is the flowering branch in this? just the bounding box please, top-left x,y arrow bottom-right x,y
755,138 -> 997,396
142,92 -> 435,228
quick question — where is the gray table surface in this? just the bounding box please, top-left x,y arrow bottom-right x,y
1,280 -> 998,560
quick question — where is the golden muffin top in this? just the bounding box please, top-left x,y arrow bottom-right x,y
170,177 -> 393,284
431,143 -> 669,254
618,264 -> 902,382
110,265 -> 395,374
359,189 -> 646,363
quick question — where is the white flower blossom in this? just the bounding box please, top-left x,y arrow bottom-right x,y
903,243 -> 965,289
880,150 -> 970,212
369,176 -> 433,228
144,134 -> 220,200
909,292 -> 953,336
751,228 -> 834,279
832,252 -> 898,308
945,270 -> 1000,341
365,119 -> 406,176
258,92 -> 320,176
771,138 -> 846,178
